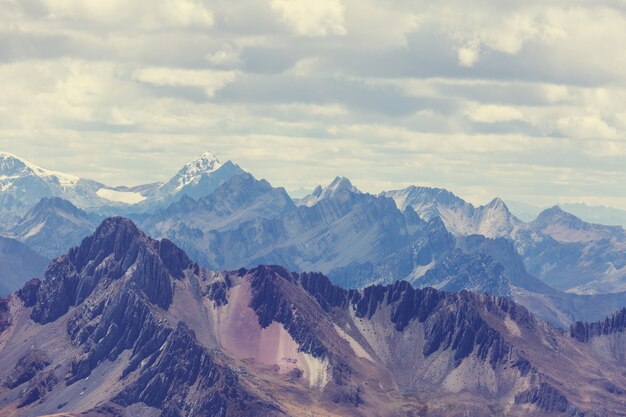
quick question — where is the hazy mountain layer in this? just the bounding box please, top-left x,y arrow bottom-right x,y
0,237 -> 48,296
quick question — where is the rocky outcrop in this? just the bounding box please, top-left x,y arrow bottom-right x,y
31,217 -> 178,324
249,265 -> 336,359
2,350 -> 51,389
17,278 -> 40,307
514,383 -> 573,413
570,307 -> 626,342
17,370 -> 57,408
66,290 -> 171,385
244,266 -> 525,369
114,322 -> 281,417
25,218 -> 283,417
0,297 -> 9,333
3,217 -> 626,417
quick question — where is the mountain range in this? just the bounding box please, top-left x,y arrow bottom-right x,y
3,218 -> 626,416
0,151 -> 245,229
2,152 -> 626,327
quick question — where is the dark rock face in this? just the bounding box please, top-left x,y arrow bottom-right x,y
351,281 -> 513,367
570,308 -> 626,342
0,297 -> 9,333
17,370 -> 57,408
17,278 -> 41,307
514,383 -> 571,413
22,218 -> 282,417
66,291 -> 171,385
31,217 -> 177,324
244,266 -> 524,369
5,216 -> 624,416
2,350 -> 51,389
114,322 -> 280,417
206,276 -> 232,307
249,265 -> 333,359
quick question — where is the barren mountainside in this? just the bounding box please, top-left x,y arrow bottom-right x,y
1,218 -> 626,416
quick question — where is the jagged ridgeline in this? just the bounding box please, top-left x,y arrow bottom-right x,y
1,218 -> 626,416
5,151 -> 626,330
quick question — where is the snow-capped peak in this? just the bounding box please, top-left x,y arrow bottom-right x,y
165,151 -> 224,191
0,151 -> 79,187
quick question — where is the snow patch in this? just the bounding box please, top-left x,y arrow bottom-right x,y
333,323 -> 375,362
97,188 -> 146,204
504,316 -> 522,337
167,151 -> 223,192
22,221 -> 45,239
215,280 -> 330,389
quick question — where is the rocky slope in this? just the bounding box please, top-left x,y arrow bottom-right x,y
1,219 -> 626,416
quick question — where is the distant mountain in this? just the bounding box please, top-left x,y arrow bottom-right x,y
136,176 -> 626,326
382,186 -> 524,237
0,152 -> 107,228
136,151 -> 247,210
515,206 -> 626,294
295,176 -> 361,207
0,236 -> 48,295
560,202 -> 626,228
6,151 -> 626,311
2,218 -> 626,416
0,151 -> 247,227
9,197 -> 100,259
385,185 -> 626,295
506,200 -> 545,222
138,175 -> 453,290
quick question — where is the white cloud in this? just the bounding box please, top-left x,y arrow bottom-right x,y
466,104 -> 525,123
132,67 -> 237,97
42,0 -> 214,29
556,115 -> 619,140
457,43 -> 480,67
206,45 -> 242,67
2,0 -> 626,209
271,0 -> 346,37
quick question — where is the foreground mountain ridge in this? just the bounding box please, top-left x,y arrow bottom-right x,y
2,218 -> 626,416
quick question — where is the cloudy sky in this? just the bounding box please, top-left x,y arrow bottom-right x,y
1,0 -> 626,208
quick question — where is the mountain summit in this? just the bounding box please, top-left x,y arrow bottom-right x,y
0,151 -> 248,226
136,151 -> 247,206
161,151 -> 224,192
0,153 -> 105,227
297,176 -> 361,207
